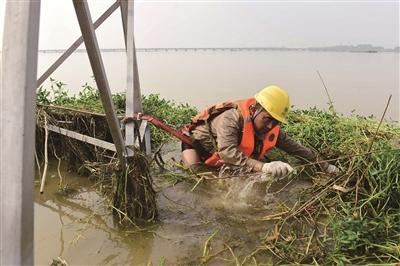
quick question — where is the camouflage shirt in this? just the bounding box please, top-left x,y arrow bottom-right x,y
190,108 -> 326,171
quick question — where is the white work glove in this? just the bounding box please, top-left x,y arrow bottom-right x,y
324,164 -> 340,175
261,161 -> 294,177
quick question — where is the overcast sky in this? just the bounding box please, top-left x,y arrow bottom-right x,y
0,0 -> 399,49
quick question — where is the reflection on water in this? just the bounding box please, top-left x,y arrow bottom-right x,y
35,156 -> 312,265
35,167 -> 155,265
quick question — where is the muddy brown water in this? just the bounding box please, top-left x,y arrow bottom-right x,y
35,147 -> 312,265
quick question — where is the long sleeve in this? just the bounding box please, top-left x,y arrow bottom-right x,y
276,128 -> 328,169
191,108 -> 264,170
191,109 -> 328,171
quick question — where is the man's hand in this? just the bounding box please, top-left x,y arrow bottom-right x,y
262,161 -> 294,177
324,164 -> 340,175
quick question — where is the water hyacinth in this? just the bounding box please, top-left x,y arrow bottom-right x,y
276,107 -> 400,264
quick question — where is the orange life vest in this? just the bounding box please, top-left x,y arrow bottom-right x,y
193,98 -> 280,167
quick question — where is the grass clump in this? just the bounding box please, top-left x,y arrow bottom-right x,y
35,80 -> 196,223
267,108 -> 400,264
36,79 -> 197,144
142,94 -> 197,143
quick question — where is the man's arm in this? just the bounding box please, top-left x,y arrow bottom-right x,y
276,128 -> 329,170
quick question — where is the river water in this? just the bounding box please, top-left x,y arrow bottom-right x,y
38,50 -> 399,121
34,146 -> 312,265
35,50 -> 399,264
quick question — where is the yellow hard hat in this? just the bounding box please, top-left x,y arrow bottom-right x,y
254,85 -> 290,123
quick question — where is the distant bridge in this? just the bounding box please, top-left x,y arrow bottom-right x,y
38,46 -> 393,54
39,47 -> 308,53
136,47 -> 304,52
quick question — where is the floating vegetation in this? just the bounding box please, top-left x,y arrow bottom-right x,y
35,80 -> 195,223
230,108 -> 399,264
35,106 -> 157,222
112,152 -> 157,223
150,107 -> 400,264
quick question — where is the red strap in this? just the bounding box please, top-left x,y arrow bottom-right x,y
124,113 -> 194,146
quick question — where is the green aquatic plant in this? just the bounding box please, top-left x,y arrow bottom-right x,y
142,94 -> 197,143
36,80 -> 197,145
35,80 -> 400,264
264,107 -> 400,264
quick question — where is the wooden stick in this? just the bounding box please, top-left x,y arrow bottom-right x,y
191,176 -> 205,192
35,150 -> 42,181
53,148 -> 64,188
355,94 -> 392,206
305,229 -> 316,255
38,103 -> 109,117
40,115 -> 49,193
316,70 -> 334,110
366,95 -> 392,155
260,211 -> 289,221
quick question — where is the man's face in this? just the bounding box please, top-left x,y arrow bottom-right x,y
253,109 -> 280,134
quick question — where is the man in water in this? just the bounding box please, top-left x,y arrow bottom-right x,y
181,85 -> 339,177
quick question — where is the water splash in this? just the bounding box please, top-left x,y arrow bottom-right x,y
207,173 -> 276,209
